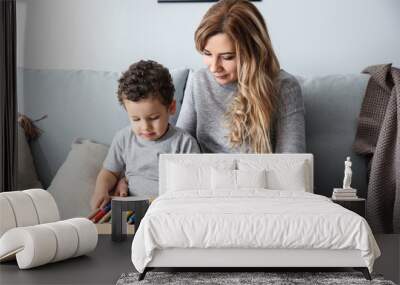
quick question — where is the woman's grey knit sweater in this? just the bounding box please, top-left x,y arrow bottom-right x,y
176,68 -> 305,153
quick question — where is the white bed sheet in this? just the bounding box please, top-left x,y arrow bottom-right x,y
131,190 -> 380,273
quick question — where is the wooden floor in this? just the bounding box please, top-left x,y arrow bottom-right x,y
1,234 -> 399,285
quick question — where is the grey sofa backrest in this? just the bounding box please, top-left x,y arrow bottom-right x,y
300,74 -> 370,197
20,68 -> 370,197
20,68 -> 189,187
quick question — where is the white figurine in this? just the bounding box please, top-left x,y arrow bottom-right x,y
342,156 -> 352,189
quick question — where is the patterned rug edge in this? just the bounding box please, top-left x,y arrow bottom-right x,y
116,271 -> 396,285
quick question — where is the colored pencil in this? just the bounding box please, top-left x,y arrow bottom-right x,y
87,208 -> 100,220
92,203 -> 111,223
98,210 -> 112,223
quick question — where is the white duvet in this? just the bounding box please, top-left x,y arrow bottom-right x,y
131,190 -> 380,273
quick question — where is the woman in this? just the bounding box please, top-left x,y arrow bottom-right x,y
177,0 -> 305,153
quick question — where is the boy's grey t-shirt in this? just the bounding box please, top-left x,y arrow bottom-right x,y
103,125 -> 200,196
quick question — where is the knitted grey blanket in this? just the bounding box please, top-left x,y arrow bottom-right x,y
353,64 -> 400,233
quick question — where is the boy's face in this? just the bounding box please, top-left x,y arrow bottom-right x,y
123,96 -> 176,141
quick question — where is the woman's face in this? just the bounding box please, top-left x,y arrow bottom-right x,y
202,33 -> 237,85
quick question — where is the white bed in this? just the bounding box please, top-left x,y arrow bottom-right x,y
131,154 -> 380,280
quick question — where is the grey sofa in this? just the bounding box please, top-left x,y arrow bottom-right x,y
19,68 -> 370,198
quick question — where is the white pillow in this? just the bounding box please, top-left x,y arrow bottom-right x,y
166,159 -> 235,192
211,168 -> 267,190
238,159 -> 308,192
211,168 -> 236,190
168,163 -> 211,191
47,139 -> 109,219
237,169 -> 267,189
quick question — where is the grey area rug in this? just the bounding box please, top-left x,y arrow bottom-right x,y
116,271 -> 396,285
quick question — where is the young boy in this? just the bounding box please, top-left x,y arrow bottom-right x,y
91,60 -> 200,210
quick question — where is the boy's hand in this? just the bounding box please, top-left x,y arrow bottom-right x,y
91,168 -> 120,210
90,191 -> 111,210
113,177 -> 128,197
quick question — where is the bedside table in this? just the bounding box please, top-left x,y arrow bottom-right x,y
331,198 -> 366,218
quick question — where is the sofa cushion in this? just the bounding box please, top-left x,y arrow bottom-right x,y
169,69 -> 190,125
47,139 -> 109,219
299,74 -> 370,196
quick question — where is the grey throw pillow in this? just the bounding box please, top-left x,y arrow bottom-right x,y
47,139 -> 109,219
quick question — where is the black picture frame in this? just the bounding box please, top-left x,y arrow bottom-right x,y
159,0 -> 261,2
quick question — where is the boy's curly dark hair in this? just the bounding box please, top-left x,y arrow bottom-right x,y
117,60 -> 175,106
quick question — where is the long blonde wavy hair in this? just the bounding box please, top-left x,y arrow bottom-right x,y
195,0 -> 281,153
